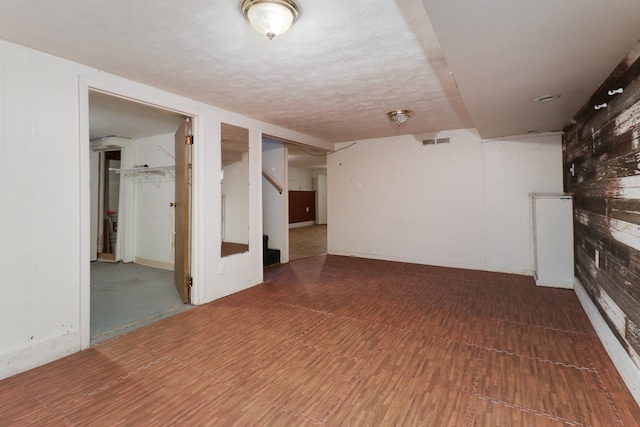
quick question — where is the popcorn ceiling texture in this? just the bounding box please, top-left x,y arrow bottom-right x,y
1,0 -> 639,141
0,0 -> 471,142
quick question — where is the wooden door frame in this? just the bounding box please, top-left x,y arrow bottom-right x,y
79,78 -> 203,349
174,118 -> 192,303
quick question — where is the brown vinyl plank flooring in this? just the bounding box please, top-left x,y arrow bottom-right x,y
289,224 -> 327,260
1,255 -> 639,426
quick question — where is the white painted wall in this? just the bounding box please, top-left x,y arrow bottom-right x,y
134,133 -> 176,269
288,167 -> 314,190
0,39 -> 332,380
328,129 -> 563,275
0,40 -> 86,377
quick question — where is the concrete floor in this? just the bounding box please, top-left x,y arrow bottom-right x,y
90,262 -> 191,343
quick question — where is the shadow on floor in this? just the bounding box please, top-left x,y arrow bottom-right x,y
289,224 -> 327,261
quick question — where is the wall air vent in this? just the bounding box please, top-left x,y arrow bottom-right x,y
422,138 -> 450,145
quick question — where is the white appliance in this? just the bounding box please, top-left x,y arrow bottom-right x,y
531,193 -> 575,288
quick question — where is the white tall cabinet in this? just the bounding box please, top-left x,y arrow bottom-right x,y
531,193 -> 575,288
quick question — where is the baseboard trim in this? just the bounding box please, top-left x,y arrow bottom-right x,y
134,257 -> 174,271
535,279 -> 574,289
0,332 -> 81,381
574,278 -> 640,407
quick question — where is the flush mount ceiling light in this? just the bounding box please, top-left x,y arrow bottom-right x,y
387,109 -> 413,126
242,0 -> 299,40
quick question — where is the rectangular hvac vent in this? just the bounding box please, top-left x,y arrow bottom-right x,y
422,138 -> 450,145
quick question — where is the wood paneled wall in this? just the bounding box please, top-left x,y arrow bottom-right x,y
563,42 -> 640,370
289,190 -> 315,224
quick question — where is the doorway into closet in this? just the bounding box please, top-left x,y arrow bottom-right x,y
89,91 -> 192,343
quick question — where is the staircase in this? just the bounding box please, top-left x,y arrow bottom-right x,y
263,235 -> 281,267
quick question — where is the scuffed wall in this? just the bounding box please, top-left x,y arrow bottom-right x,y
563,42 -> 640,369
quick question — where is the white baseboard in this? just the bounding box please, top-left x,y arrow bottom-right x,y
289,221 -> 315,229
535,279 -> 574,289
574,278 -> 640,407
0,332 -> 81,381
134,257 -> 174,271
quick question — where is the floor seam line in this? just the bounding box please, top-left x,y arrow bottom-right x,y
578,338 -> 626,425
473,394 -> 587,427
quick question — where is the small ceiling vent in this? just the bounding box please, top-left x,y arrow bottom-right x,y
422,137 -> 450,145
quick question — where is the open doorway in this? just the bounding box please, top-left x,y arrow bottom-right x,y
89,91 -> 192,343
287,144 -> 328,261
261,137 -> 328,265
95,149 -> 121,261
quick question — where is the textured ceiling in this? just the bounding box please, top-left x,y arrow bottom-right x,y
0,0 -> 470,143
1,0 -> 640,143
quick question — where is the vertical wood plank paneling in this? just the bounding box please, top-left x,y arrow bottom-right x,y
564,41 -> 640,370
288,190 -> 316,224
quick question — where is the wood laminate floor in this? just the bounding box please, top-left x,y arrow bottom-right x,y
2,255 -> 639,426
289,224 -> 327,261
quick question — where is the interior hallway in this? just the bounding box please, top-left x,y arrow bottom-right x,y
289,224 -> 327,261
91,262 -> 191,343
2,255 -> 639,425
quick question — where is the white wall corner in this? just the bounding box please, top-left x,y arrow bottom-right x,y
0,333 -> 81,381
574,277 -> 640,407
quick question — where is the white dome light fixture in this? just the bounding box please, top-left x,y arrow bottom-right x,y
242,0 -> 299,40
387,109 -> 413,126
